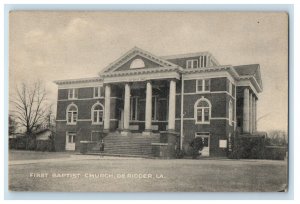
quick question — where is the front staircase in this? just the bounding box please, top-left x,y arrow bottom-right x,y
89,132 -> 161,157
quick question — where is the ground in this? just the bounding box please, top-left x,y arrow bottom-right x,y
8,150 -> 288,192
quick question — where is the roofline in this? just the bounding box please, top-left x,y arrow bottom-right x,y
98,46 -> 179,75
53,77 -> 103,85
161,51 -> 211,59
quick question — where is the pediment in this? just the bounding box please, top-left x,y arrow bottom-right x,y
101,47 -> 178,74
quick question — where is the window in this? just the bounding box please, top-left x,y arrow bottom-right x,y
194,98 -> 211,124
196,79 -> 210,92
94,86 -> 102,98
130,59 -> 145,69
68,88 -> 78,99
195,132 -> 210,147
152,96 -> 158,121
186,59 -> 199,68
199,56 -> 207,67
91,103 -> 104,124
67,104 -> 78,124
130,97 -> 138,121
229,100 -> 233,126
67,132 -> 76,143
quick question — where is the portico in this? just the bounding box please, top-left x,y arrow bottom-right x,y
102,69 -> 180,135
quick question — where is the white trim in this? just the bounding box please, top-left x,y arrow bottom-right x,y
91,102 -> 104,125
176,117 -> 230,121
181,91 -> 236,100
196,78 -> 210,93
93,86 -> 103,98
58,97 -> 104,102
101,47 -> 179,74
57,81 -> 103,89
103,71 -> 180,83
66,103 -> 78,125
194,97 -> 211,124
236,80 -> 259,96
183,70 -> 235,84
186,59 -> 199,68
68,88 -> 78,100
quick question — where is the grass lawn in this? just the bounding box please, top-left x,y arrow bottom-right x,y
8,150 -> 288,192
9,150 -> 72,161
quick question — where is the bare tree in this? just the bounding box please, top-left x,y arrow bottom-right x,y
10,81 -> 52,149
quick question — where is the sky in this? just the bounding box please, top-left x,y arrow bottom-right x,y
9,11 -> 288,132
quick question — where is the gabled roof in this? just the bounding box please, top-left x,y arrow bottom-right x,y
234,64 -> 263,90
99,47 -> 179,74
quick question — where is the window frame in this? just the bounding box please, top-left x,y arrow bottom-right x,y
66,104 -> 78,125
186,59 -> 199,68
93,86 -> 103,98
130,96 -> 139,121
66,132 -> 76,143
196,79 -> 210,93
194,97 -> 211,124
68,88 -> 78,99
91,102 -> 104,125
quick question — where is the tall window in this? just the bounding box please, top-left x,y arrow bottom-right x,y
130,97 -> 138,121
152,96 -> 158,121
194,98 -> 211,124
186,59 -> 199,68
94,86 -> 102,98
229,100 -> 233,126
200,56 -> 207,67
67,104 -> 78,124
68,88 -> 78,99
197,79 -> 210,92
91,103 -> 104,124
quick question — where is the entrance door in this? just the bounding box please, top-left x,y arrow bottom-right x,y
201,136 -> 210,156
66,132 -> 76,151
195,132 -> 210,156
118,109 -> 124,129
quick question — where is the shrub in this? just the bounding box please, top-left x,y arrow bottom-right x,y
189,137 -> 204,159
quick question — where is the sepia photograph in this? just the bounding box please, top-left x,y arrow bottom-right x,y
8,11 -> 288,192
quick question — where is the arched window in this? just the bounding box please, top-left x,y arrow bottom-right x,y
194,97 -> 211,124
229,100 -> 233,126
130,58 -> 145,69
66,104 -> 78,124
91,103 -> 104,124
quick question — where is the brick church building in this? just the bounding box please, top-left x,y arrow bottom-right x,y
54,47 -> 262,158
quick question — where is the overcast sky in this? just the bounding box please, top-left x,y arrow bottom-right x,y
9,11 -> 288,132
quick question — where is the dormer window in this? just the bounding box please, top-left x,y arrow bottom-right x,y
130,58 -> 145,69
200,56 -> 207,67
186,59 -> 199,68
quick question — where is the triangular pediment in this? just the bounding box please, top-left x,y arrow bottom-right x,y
101,47 -> 178,74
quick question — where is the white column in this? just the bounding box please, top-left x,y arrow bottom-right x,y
243,88 -> 250,133
249,93 -> 253,134
104,84 -> 111,131
168,80 -> 176,131
252,96 -> 256,133
145,81 -> 152,132
123,83 -> 131,131
254,98 -> 257,132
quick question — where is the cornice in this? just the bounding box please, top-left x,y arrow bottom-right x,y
54,77 -> 103,85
